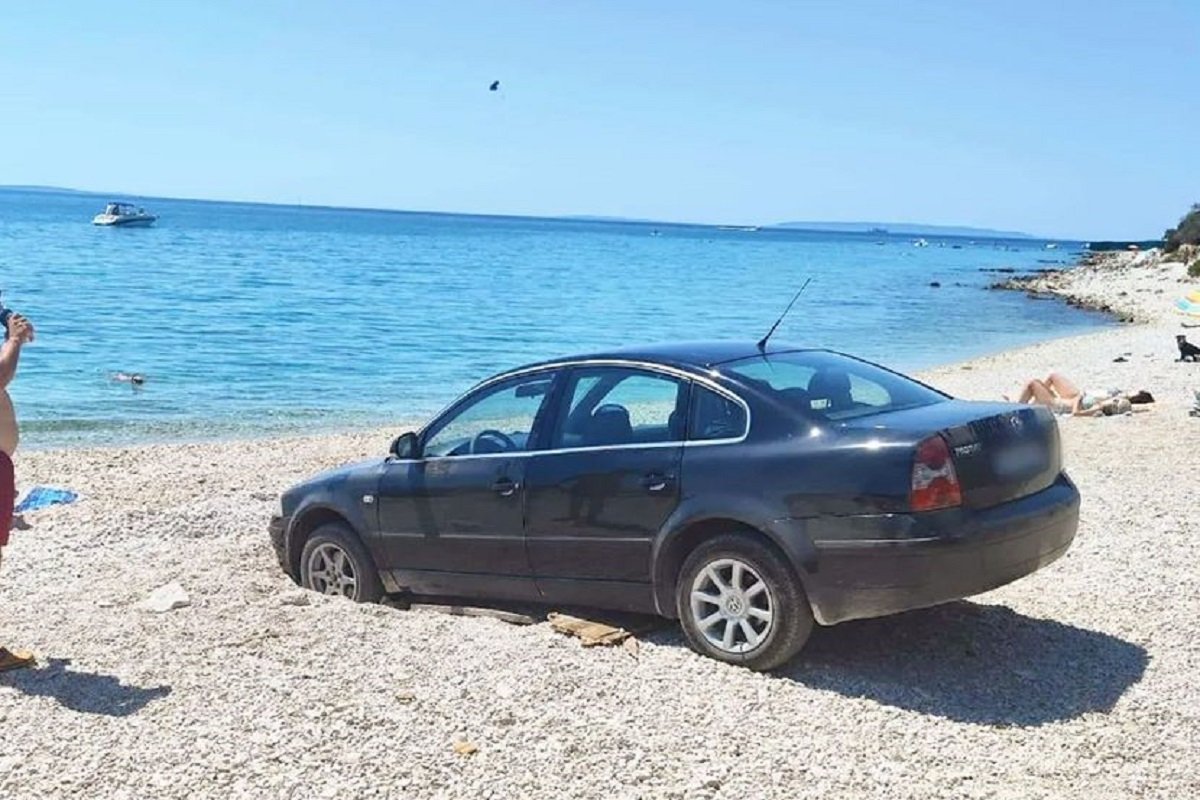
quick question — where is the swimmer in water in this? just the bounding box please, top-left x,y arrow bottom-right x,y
113,372 -> 146,387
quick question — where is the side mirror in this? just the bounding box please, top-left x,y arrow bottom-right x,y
390,431 -> 419,460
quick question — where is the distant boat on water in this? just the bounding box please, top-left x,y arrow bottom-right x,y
92,201 -> 157,227
913,238 -> 929,248
716,225 -> 760,232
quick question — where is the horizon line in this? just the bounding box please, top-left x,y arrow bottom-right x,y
1,183 -> 1083,241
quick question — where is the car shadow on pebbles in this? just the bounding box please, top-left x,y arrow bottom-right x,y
777,601 -> 1148,727
1,658 -> 171,716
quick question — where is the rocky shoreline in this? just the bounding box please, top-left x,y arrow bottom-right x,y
989,245 -> 1198,325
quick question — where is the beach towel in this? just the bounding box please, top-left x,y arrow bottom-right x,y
14,486 -> 79,515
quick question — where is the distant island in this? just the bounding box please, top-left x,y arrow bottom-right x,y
1,184 -> 95,195
771,221 -> 1035,238
562,216 -> 1037,238
559,214 -> 662,224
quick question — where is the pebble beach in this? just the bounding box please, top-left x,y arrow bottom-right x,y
2,252 -> 1199,799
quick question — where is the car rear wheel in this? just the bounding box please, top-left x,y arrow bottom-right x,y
299,522 -> 384,603
676,533 -> 813,671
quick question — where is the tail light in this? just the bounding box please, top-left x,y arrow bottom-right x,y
910,434 -> 962,511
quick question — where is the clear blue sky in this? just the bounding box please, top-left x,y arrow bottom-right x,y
1,1 -> 1195,239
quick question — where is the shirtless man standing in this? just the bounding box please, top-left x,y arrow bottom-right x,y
0,311 -> 35,671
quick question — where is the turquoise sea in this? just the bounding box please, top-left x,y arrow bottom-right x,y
0,188 -> 1108,449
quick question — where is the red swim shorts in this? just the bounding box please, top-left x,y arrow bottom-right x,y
0,451 -> 13,547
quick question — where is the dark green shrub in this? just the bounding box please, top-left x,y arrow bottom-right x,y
1188,260 -> 1200,278
1164,203 -> 1200,252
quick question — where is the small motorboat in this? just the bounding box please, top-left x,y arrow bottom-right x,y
92,202 -> 157,227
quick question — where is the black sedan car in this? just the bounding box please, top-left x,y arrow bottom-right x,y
269,342 -> 1079,670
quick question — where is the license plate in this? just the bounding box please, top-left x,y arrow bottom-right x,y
994,443 -> 1046,477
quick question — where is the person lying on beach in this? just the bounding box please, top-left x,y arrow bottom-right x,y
0,312 -> 36,672
1008,372 -> 1138,417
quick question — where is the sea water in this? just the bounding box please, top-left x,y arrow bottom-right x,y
0,188 -> 1109,448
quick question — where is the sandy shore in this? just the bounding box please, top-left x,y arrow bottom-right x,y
2,262 -> 1199,798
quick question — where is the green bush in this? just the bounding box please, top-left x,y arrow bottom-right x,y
1164,203 -> 1200,252
1189,260 -> 1200,278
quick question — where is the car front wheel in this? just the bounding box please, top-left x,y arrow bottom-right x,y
676,533 -> 813,671
299,522 -> 384,603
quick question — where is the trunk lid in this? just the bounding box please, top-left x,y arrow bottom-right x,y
840,400 -> 1061,510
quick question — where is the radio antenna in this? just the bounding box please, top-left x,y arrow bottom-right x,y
757,278 -> 811,351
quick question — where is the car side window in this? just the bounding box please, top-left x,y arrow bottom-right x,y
566,374 -> 604,416
553,367 -> 687,449
423,374 -> 553,457
689,384 -> 748,441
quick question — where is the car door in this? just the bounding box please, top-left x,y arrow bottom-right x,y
523,365 -> 688,606
375,369 -> 559,600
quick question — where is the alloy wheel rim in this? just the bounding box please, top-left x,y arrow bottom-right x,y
307,543 -> 358,599
690,557 -> 773,654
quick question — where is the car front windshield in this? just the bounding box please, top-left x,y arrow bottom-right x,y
721,350 -> 946,421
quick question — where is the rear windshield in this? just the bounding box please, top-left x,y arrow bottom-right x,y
721,350 -> 946,421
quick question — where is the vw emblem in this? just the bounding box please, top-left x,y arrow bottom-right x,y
1008,414 -> 1024,433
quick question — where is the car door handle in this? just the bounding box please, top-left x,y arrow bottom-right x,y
492,478 -> 519,497
641,473 -> 674,493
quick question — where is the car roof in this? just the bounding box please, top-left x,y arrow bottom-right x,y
516,340 -> 819,373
